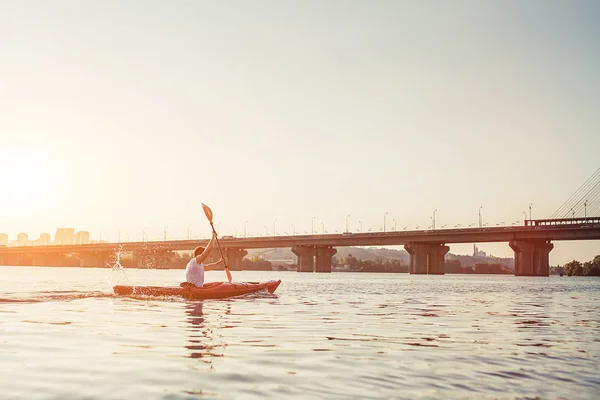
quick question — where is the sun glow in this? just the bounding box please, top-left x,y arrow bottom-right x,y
0,150 -> 64,214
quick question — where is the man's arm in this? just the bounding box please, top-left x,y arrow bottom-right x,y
204,258 -> 224,271
195,233 -> 217,264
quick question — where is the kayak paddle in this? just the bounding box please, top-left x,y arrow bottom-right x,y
201,203 -> 232,283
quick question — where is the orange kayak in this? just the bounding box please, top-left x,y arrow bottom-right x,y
113,280 -> 281,300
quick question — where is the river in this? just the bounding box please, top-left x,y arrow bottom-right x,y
1,266 -> 599,399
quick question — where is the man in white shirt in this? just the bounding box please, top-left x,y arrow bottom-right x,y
185,231 -> 225,287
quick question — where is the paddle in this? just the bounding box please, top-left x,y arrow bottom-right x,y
201,203 -> 232,283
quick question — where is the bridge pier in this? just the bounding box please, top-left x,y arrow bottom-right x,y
30,254 -> 48,266
45,253 -> 67,267
315,246 -> 337,273
509,240 -> 553,276
80,252 -> 110,268
0,254 -> 21,266
224,248 -> 247,271
405,243 -> 449,274
292,246 -> 315,272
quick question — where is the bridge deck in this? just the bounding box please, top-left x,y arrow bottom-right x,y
1,223 -> 599,254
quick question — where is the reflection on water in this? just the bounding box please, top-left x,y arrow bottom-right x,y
188,301 -> 204,317
184,302 -> 231,363
0,267 -> 599,400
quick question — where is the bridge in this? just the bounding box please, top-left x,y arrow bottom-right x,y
1,218 -> 599,275
2,168 -> 599,276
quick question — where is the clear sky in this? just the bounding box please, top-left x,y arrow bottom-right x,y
1,0 -> 599,264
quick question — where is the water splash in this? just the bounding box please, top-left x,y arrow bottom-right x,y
108,245 -> 128,287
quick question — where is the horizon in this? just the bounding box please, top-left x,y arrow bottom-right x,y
1,1 -> 599,265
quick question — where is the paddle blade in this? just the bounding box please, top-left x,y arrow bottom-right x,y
225,267 -> 232,283
201,203 -> 214,223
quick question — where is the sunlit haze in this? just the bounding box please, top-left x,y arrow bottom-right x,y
1,0 -> 599,264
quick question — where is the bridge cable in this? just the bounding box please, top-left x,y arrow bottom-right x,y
550,168 -> 598,218
563,184 -> 599,218
552,169 -> 600,218
551,167 -> 600,219
587,189 -> 600,216
558,181 -> 600,218
576,179 -> 600,217
557,168 -> 600,218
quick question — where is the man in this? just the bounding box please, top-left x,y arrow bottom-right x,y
185,231 -> 225,287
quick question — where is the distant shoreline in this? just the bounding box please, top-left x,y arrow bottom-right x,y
1,264 -> 580,276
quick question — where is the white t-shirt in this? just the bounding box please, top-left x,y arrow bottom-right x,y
185,258 -> 205,287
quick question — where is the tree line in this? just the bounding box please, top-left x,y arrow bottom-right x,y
562,255 -> 600,276
334,254 -> 408,273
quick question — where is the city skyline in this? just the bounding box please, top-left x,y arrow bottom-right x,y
0,228 -> 91,247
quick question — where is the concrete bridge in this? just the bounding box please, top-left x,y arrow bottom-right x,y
1,218 -> 599,276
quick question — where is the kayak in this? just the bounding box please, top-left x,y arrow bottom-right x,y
113,279 -> 281,300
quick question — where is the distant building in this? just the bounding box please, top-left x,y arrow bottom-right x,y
17,233 -> 30,246
473,244 -> 487,257
76,231 -> 90,244
54,228 -> 75,245
0,233 -> 8,246
34,233 -> 51,246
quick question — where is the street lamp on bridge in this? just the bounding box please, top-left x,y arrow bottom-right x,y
529,203 -> 533,220
433,209 -> 437,230
383,212 -> 388,232
584,200 -> 588,217
273,218 -> 277,236
321,221 -> 325,234
346,214 -> 351,233
479,206 -> 483,228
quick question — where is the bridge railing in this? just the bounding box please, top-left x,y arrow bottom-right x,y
525,217 -> 600,227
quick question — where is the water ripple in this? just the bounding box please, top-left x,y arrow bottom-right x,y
0,268 -> 599,399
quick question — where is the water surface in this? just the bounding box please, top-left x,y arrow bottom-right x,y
1,266 -> 599,399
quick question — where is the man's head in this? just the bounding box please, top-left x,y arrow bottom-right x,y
193,246 -> 205,257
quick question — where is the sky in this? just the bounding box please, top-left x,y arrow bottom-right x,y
1,0 -> 599,264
